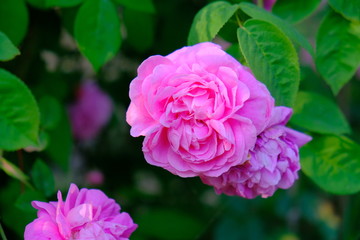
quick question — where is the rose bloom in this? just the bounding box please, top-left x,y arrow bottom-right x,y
201,107 -> 312,198
127,42 -> 274,177
24,184 -> 137,240
69,81 -> 113,141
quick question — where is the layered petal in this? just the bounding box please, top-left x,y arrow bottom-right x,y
24,184 -> 137,240
201,106 -> 311,198
127,42 -> 274,177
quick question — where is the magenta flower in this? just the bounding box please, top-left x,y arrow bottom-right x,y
69,81 -> 113,141
24,184 -> 137,240
253,0 -> 277,11
127,42 -> 274,177
201,107 -> 312,198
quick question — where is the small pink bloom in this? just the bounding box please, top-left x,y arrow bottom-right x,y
127,42 -> 274,177
85,170 -> 105,186
24,184 -> 137,240
201,107 -> 312,198
69,81 -> 113,141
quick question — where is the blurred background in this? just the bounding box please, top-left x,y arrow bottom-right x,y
0,0 -> 359,239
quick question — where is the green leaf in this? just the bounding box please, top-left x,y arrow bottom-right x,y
238,2 -> 314,57
328,0 -> 360,22
24,130 -> 49,152
237,19 -> 300,107
0,32 -> 20,61
342,193 -> 360,240
15,189 -> 46,213
74,0 -> 122,72
0,158 -> 31,188
188,1 -> 239,45
46,0 -> 83,7
301,135 -> 360,195
123,9 -> 155,52
30,159 -> 55,197
26,0 -> 47,8
273,0 -> 321,23
27,0 -> 82,8
226,43 -> 245,64
215,216 -> 264,240
315,10 -> 360,95
0,69 -> 40,150
134,208 -> 204,240
113,0 -> 155,13
0,181 -> 37,237
290,91 -> 351,135
39,95 -> 62,130
60,5 -> 80,36
46,106 -> 72,172
0,0 -> 28,45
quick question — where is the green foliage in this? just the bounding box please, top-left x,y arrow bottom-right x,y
238,2 -> 314,57
0,32 -> 20,62
237,20 -> 300,107
15,189 -> 46,213
0,181 -> 39,237
74,0 -> 122,71
133,208 -> 204,240
38,95 -> 62,130
315,10 -> 360,95
328,0 -> 360,22
226,44 -> 244,63
123,9 -> 155,53
273,0 -> 321,23
26,0 -> 47,8
26,130 -> 49,152
215,216 -> 264,240
27,0 -> 83,8
114,0 -> 155,13
0,158 -> 32,188
342,194 -> 360,240
46,0 -> 84,7
46,106 -> 72,172
188,1 -> 239,45
291,91 -> 351,135
30,159 -> 55,197
0,0 -> 28,45
0,69 -> 40,151
301,135 -> 360,195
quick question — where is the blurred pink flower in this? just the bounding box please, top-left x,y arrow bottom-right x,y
253,0 -> 277,11
85,169 -> 105,186
127,42 -> 274,177
69,81 -> 113,141
24,183 -> 137,240
201,107 -> 312,198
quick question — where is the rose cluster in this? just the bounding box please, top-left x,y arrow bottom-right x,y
127,42 -> 311,198
25,184 -> 137,240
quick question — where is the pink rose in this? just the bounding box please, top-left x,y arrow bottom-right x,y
127,42 -> 274,177
201,107 -> 312,198
69,81 -> 113,141
24,184 -> 137,240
